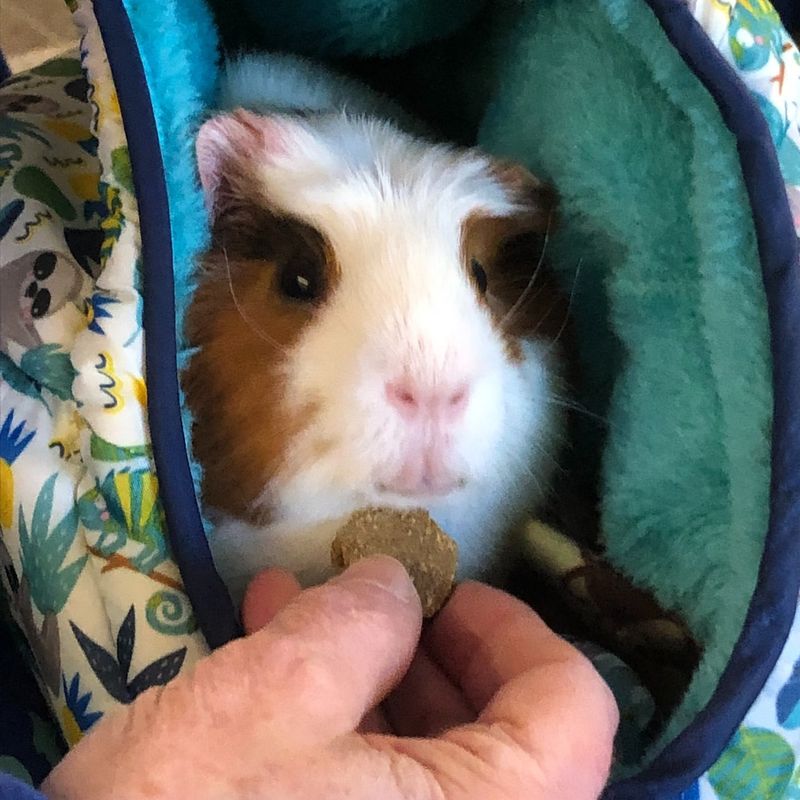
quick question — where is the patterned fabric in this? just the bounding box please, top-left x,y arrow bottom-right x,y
690,0 -> 800,232
678,602 -> 800,799
0,5 -> 208,785
0,0 -> 797,796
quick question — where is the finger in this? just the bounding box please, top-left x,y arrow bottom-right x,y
423,582 -> 618,796
424,581 -> 586,708
241,568 -> 302,632
383,647 -> 475,737
192,556 -> 423,751
432,656 -> 618,799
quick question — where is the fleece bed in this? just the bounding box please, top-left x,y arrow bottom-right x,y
0,0 -> 798,797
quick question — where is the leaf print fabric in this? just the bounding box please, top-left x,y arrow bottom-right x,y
778,657 -> 800,730
69,607 -> 186,704
0,14 -> 209,784
60,673 -> 102,745
708,728 -> 795,800
692,0 -> 800,229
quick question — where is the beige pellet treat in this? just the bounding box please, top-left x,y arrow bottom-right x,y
331,507 -> 458,617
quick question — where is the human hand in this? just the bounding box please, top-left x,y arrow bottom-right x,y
43,556 -> 618,799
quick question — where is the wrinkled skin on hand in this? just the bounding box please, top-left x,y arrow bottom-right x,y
43,556 -> 618,800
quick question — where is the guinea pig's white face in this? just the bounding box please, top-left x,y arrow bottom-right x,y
187,110 -> 566,544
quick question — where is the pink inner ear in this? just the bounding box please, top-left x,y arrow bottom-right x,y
195,109 -> 293,215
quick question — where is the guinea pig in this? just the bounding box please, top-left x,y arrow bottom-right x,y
184,94 -> 571,603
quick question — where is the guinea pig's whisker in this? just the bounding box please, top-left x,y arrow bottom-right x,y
500,213 -> 552,331
222,247 -> 289,355
520,460 -> 550,494
547,394 -> 610,428
527,438 -> 563,471
541,257 -> 583,349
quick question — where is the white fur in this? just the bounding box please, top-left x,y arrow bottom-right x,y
206,58 -> 563,604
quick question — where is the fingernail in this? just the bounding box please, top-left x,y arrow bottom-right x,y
337,555 -> 418,605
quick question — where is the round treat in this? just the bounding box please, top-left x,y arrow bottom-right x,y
331,507 -> 458,617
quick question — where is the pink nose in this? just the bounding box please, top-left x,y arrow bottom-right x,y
385,378 -> 470,422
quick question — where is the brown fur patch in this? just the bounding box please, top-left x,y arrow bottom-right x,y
183,204 -> 338,522
461,172 -> 569,362
488,159 -> 559,228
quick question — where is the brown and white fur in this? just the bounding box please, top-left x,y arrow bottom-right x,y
184,57 -> 570,603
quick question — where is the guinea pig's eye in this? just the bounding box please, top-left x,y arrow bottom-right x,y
278,256 -> 325,302
470,258 -> 488,295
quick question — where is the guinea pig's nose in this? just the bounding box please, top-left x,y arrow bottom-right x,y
385,377 -> 470,422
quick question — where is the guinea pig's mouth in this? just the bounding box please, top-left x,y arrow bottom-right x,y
373,476 -> 469,503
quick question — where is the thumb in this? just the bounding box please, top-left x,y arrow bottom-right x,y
198,555 -> 423,750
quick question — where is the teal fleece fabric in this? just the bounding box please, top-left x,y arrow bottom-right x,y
120,0 -> 219,535
208,0 -> 486,58
120,0 -> 772,769
478,0 -> 772,763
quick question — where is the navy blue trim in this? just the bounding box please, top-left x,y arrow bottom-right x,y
772,0 -> 800,36
92,0 -> 241,649
604,2 -> 800,798
0,48 -> 11,84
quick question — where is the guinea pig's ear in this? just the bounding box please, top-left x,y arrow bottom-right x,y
491,159 -> 558,232
196,109 -> 260,214
195,109 -> 323,217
